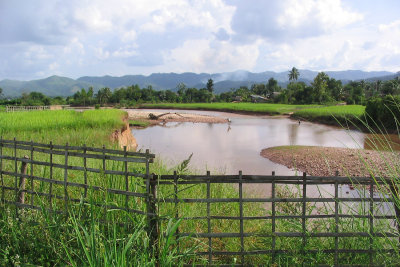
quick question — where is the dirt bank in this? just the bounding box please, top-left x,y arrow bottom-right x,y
126,110 -> 229,125
110,123 -> 138,151
261,145 -> 400,177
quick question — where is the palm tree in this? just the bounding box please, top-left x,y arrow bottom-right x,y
288,67 -> 300,82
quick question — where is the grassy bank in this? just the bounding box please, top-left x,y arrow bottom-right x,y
128,119 -> 151,128
291,105 -> 366,126
0,109 -> 126,146
140,103 -> 369,129
140,102 -> 319,115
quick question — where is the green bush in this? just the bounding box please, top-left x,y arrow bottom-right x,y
365,95 -> 400,130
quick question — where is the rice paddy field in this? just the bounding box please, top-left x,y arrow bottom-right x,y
292,105 -> 366,126
140,102 -> 320,115
0,109 -> 126,146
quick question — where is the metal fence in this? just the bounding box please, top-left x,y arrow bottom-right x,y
0,138 -> 155,218
1,138 -> 400,266
5,106 -> 51,112
157,172 -> 400,266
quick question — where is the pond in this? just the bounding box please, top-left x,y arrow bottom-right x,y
131,109 -> 368,176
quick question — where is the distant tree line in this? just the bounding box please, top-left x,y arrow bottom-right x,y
277,67 -> 400,105
1,70 -> 399,109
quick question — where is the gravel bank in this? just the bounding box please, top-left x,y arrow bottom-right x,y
261,146 -> 400,177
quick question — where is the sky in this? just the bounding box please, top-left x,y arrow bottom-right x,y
0,0 -> 399,80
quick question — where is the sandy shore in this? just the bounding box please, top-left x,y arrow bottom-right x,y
125,110 -> 229,125
261,146 -> 400,177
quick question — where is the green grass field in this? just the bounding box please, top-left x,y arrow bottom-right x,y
140,102 -> 320,115
128,119 -> 151,128
0,109 -> 126,146
292,105 -> 366,126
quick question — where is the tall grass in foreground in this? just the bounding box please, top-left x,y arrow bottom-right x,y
0,200 -> 197,266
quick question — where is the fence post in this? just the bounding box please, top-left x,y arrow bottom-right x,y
369,177 -> 374,266
206,170 -> 212,264
271,171 -> 276,263
13,138 -> 18,216
334,171 -> 339,266
238,170 -> 245,264
30,140 -> 34,207
302,172 -> 307,261
18,155 -> 29,204
49,141 -> 54,211
0,136 -> 4,204
389,183 -> 400,244
145,149 -> 159,264
64,143 -> 69,214
150,173 -> 159,265
174,171 -> 180,253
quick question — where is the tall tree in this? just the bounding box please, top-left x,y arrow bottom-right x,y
288,67 -> 300,82
87,86 -> 94,105
206,78 -> 214,93
311,72 -> 329,103
267,77 -> 279,95
177,83 -> 187,102
0,87 -> 3,98
327,78 -> 343,101
80,88 -> 88,106
96,87 -> 112,105
375,80 -> 382,93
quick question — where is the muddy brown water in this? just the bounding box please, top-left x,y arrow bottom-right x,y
131,109 -> 398,215
131,109 -> 374,175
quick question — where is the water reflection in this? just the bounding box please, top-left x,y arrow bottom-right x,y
288,123 -> 299,145
364,133 -> 400,150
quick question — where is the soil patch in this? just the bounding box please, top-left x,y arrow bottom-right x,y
261,146 -> 400,177
126,110 -> 229,125
110,123 -> 138,151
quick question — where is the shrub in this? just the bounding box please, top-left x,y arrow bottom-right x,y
365,95 -> 400,130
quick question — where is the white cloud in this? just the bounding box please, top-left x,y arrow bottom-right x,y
0,0 -> 399,80
140,0 -> 234,33
279,0 -> 362,30
230,0 -> 363,42
73,6 -> 113,32
164,39 -> 260,73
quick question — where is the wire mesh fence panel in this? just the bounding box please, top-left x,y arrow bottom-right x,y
158,172 -> 400,266
0,138 -> 155,222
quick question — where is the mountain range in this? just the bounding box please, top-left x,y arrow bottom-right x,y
0,69 -> 398,97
